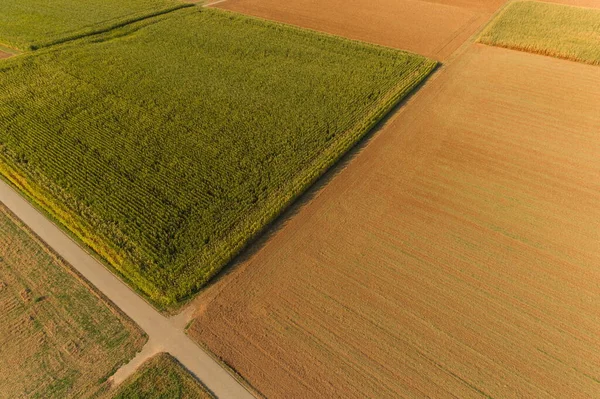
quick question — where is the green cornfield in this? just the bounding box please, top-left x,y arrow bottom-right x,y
0,0 -> 188,50
479,1 -> 600,65
0,7 -> 436,307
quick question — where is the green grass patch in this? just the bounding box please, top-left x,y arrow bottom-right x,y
110,353 -> 213,399
0,7 -> 436,308
478,1 -> 600,65
0,0 -> 190,50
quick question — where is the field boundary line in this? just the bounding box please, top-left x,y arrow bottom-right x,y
29,4 -> 194,50
476,40 -> 600,66
204,0 -> 229,7
442,0 -> 513,65
432,12 -> 482,58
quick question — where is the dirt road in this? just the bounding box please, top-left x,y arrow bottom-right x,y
0,179 -> 254,399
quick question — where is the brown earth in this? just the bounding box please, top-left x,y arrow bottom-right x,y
0,51 -> 11,59
0,204 -> 145,398
213,0 -> 507,60
190,44 -> 600,398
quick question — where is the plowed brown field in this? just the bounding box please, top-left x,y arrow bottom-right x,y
213,0 -> 506,60
190,44 -> 600,398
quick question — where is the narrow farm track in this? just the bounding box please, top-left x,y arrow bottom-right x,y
0,180 -> 254,399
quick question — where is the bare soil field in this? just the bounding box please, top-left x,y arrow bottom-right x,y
190,44 -> 600,398
0,51 -> 11,59
0,204 -> 145,398
213,0 -> 506,60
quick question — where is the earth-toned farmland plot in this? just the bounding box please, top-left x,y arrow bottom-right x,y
0,7 -> 435,307
0,0 -> 188,50
110,353 -> 214,399
0,204 -> 145,398
190,44 -> 600,398
213,0 -> 506,60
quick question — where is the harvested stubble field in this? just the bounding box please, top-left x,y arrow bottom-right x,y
191,44 -> 600,398
213,0 -> 506,60
110,353 -> 213,399
0,204 -> 145,398
479,1 -> 600,65
0,0 -> 188,50
0,7 -> 435,307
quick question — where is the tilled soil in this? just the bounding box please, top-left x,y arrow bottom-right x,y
190,44 -> 600,398
214,0 -> 506,60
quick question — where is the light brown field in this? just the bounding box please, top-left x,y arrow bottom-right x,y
0,204 -> 145,398
213,0 -> 506,60
0,51 -> 11,59
190,44 -> 600,398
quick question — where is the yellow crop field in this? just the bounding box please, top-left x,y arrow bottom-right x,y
479,1 -> 600,64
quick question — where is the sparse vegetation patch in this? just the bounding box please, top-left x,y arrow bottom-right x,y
0,204 -> 145,398
110,353 -> 214,399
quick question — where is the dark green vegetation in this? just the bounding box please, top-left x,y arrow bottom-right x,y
111,353 -> 213,399
0,204 -> 145,398
0,7 -> 436,307
0,0 -> 188,50
479,1 -> 600,65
